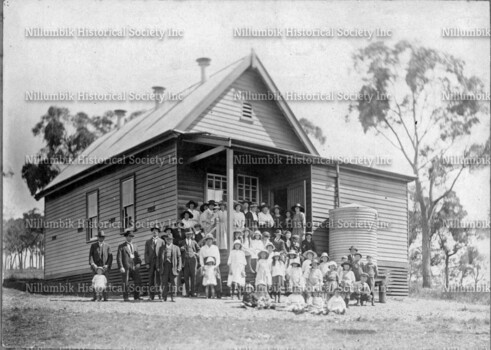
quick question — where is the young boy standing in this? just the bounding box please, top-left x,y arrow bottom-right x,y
363,255 -> 378,304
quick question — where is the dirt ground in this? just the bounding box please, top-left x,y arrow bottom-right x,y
2,288 -> 490,349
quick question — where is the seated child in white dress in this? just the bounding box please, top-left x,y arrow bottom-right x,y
327,287 -> 347,315
92,267 -> 107,302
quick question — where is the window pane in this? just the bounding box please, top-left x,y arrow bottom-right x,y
122,178 -> 134,206
88,192 -> 98,218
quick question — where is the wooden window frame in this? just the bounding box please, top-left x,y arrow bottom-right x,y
120,174 -> 136,233
86,189 -> 99,242
205,173 -> 227,202
237,174 -> 259,204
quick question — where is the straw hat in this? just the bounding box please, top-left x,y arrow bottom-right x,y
232,239 -> 243,249
258,250 -> 270,259
302,250 -> 318,259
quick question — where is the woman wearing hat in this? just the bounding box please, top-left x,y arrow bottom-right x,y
283,210 -> 294,231
227,240 -> 247,300
258,204 -> 274,234
249,230 -> 264,273
180,210 -> 196,229
199,201 -> 214,235
291,203 -> 306,238
216,202 -> 228,249
301,231 -> 317,255
186,200 -> 201,224
233,202 -> 246,234
272,205 -> 284,230
255,250 -> 272,293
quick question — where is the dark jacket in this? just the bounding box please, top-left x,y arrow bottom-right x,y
117,241 -> 141,270
301,239 -> 317,254
179,238 -> 200,262
89,242 -> 113,269
144,237 -> 165,266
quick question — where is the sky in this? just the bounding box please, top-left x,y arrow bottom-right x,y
3,0 -> 490,221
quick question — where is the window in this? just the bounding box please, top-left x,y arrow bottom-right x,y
87,190 -> 98,241
206,173 -> 227,202
121,176 -> 135,231
237,175 -> 259,203
242,101 -> 253,119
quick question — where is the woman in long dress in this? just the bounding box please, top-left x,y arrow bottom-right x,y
291,203 -> 306,239
227,240 -> 247,299
216,202 -> 228,249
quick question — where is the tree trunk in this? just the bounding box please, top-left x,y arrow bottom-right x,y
444,255 -> 449,288
415,178 -> 432,288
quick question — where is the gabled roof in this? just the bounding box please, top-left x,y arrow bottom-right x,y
36,51 -> 319,198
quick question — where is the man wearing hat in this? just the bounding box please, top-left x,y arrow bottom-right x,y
186,200 -> 201,224
245,202 -> 259,231
179,228 -> 200,297
352,252 -> 364,282
199,233 -> 222,298
157,232 -> 182,302
301,232 -> 317,255
144,223 -> 165,300
117,230 -> 142,301
347,246 -> 358,263
88,230 -> 113,301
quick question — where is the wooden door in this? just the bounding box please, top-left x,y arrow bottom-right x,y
287,180 -> 306,210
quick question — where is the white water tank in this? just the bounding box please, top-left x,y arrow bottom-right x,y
329,203 -> 378,263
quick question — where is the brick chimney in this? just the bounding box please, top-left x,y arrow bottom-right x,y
152,86 -> 166,108
114,109 -> 126,129
196,57 -> 211,83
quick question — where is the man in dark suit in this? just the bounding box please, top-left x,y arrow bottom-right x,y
157,232 -> 182,302
179,229 -> 200,297
88,231 -> 113,301
145,223 -> 164,300
117,230 -> 142,301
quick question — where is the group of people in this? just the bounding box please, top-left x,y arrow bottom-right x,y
88,199 -> 379,314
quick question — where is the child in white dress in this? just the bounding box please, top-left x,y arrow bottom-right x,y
202,256 -> 219,299
271,252 -> 286,302
250,231 -> 264,273
327,287 -> 347,314
255,250 -> 272,294
227,240 -> 247,300
92,267 -> 107,302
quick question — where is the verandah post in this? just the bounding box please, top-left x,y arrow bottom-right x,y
226,148 -> 234,252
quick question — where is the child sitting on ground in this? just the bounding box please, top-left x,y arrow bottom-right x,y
326,287 -> 347,315
284,257 -> 307,312
92,266 -> 107,302
353,272 -> 374,306
202,256 -> 219,299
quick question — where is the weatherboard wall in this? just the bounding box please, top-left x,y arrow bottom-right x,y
43,143 -> 178,279
186,68 -> 309,154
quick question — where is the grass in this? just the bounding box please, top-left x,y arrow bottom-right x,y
2,287 -> 490,349
409,282 -> 491,305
